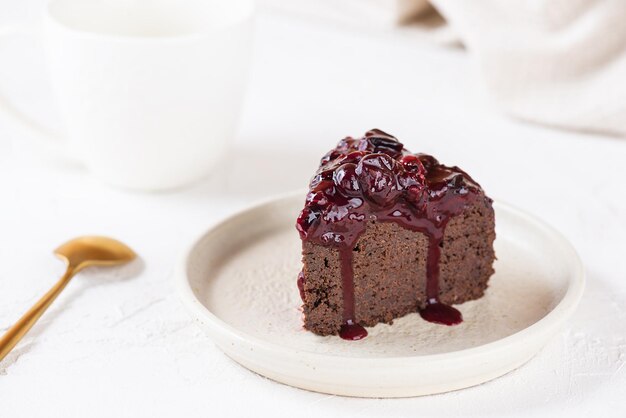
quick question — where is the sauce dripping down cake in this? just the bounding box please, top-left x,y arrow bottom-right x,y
296,130 -> 496,340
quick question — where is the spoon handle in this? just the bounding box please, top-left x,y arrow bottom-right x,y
0,267 -> 75,362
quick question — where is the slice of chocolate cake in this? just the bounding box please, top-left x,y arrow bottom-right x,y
296,129 -> 495,340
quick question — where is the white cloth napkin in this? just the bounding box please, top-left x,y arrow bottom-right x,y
262,0 -> 626,136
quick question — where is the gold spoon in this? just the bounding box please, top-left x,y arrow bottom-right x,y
0,236 -> 136,362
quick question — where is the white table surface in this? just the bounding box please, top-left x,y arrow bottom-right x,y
1,2 -> 625,417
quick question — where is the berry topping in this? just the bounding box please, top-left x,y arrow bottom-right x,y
364,129 -> 404,158
342,151 -> 367,165
320,149 -> 344,165
333,163 -> 361,196
399,154 -> 426,177
336,137 -> 358,151
416,153 -> 439,170
306,190 -> 329,207
296,207 -> 320,238
296,130 -> 480,237
355,153 -> 401,206
310,179 -> 335,194
309,168 -> 334,188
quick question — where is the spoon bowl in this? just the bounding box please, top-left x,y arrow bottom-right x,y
54,236 -> 137,273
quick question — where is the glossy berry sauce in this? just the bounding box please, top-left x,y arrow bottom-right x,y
296,129 -> 485,340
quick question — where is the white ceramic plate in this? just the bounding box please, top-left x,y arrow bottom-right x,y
175,191 -> 584,397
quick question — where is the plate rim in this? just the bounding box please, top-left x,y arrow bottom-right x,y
174,190 -> 585,364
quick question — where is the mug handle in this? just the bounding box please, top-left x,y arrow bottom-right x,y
0,23 -> 67,159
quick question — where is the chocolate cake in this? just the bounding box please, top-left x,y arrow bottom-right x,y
296,129 -> 495,340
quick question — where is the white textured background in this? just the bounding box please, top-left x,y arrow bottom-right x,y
0,1 -> 625,417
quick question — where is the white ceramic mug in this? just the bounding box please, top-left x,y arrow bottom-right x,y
0,0 -> 254,190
